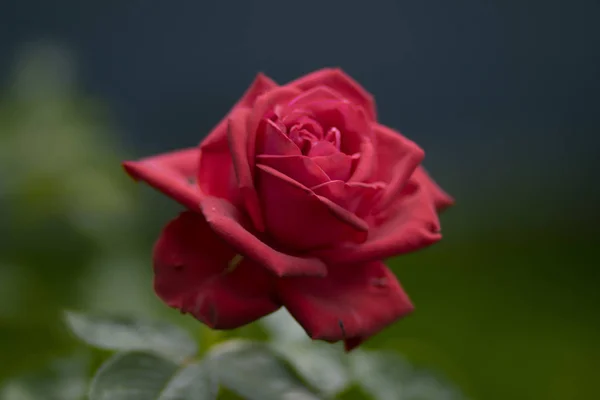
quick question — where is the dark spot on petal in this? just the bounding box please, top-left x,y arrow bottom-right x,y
338,320 -> 347,339
173,264 -> 184,272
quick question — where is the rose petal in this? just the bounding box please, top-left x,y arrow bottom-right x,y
307,140 -> 338,157
238,73 -> 279,107
123,148 -> 203,211
256,164 -> 368,250
255,119 -> 302,157
287,117 -> 323,141
314,178 -> 442,264
288,68 -> 377,121
198,124 -> 239,203
153,211 -> 280,329
256,154 -> 329,188
348,139 -> 376,183
278,261 -> 413,350
311,180 -> 386,217
286,85 -> 347,109
317,194 -> 370,233
227,107 -> 264,231
306,101 -> 371,155
247,86 -> 303,164
413,166 -> 455,212
201,73 -> 278,150
200,196 -> 327,277
212,85 -> 301,231
311,152 -> 354,181
371,124 -> 425,210
197,73 -> 278,204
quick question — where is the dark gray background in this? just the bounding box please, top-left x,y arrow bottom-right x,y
2,1 -> 598,228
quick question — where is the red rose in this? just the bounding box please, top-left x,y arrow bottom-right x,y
123,68 -> 453,350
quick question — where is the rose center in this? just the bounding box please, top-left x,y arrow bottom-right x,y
285,116 -> 341,157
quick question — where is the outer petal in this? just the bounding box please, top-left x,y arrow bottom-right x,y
413,166 -> 455,212
238,73 -> 279,107
256,164 -> 368,250
198,125 -> 239,203
200,196 -> 327,277
278,261 -> 414,350
200,73 -> 278,150
224,86 -> 303,232
198,74 -> 278,213
123,148 -> 203,211
153,211 -> 280,329
370,124 -> 425,210
288,68 -> 377,121
285,85 -> 347,109
314,178 -> 442,264
227,107 -> 264,230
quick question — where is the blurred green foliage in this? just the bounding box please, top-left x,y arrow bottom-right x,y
0,43 -> 598,399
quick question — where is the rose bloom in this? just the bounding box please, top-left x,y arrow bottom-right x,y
123,68 -> 453,350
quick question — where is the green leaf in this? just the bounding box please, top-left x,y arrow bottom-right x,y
262,310 -> 350,398
159,362 -> 217,400
260,308 -> 309,343
64,311 -> 197,362
89,352 -> 216,400
208,340 -> 321,400
272,342 -> 351,398
350,350 -> 465,400
0,354 -> 88,400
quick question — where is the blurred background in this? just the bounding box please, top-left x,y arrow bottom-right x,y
1,1 -> 599,399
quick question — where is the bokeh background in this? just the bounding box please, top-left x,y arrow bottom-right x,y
1,1 -> 599,399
